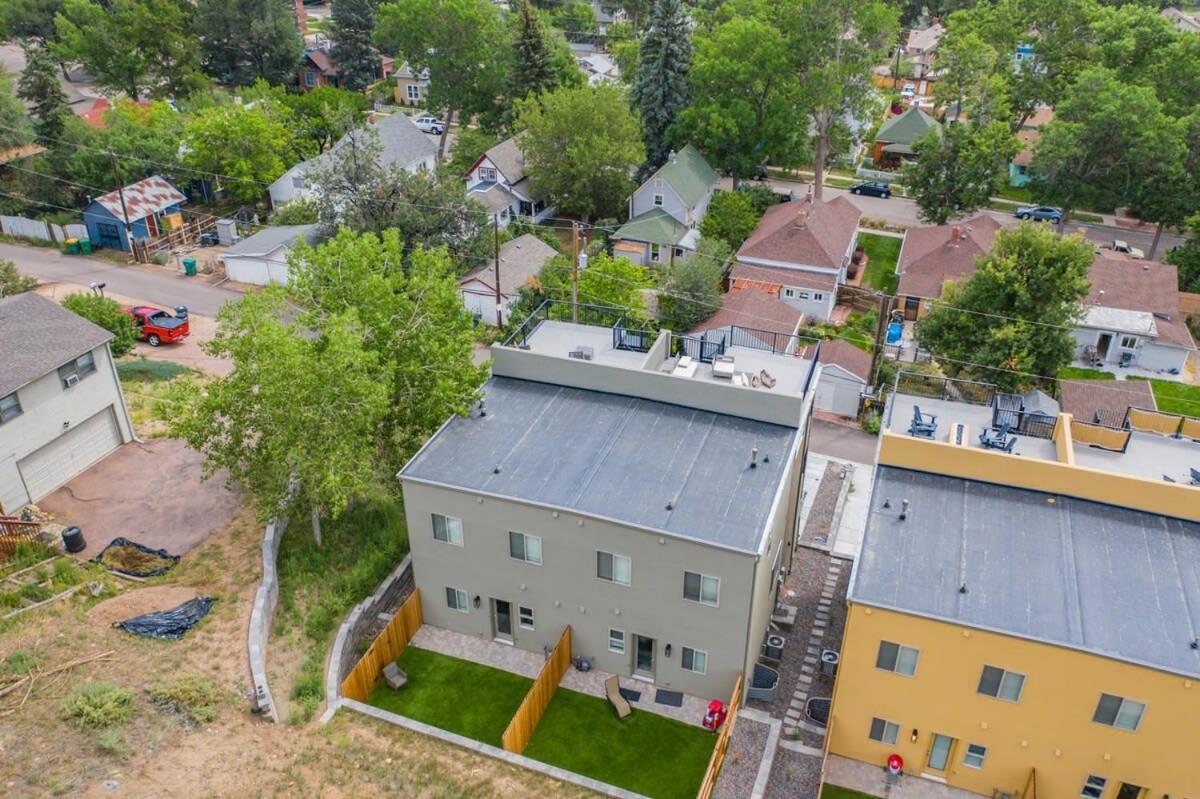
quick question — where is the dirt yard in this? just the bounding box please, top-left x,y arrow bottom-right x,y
0,509 -> 593,799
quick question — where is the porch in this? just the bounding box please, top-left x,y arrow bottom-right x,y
824,754 -> 985,799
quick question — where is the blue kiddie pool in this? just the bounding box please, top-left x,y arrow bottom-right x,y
886,321 -> 903,345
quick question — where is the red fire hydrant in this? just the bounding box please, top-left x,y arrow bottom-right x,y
702,699 -> 728,731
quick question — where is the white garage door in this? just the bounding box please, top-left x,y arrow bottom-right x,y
18,406 -> 121,502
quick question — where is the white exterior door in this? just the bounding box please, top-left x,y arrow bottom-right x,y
18,407 -> 121,502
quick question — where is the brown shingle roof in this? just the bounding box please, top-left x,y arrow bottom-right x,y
819,339 -> 873,382
690,289 -> 803,340
459,234 -> 557,298
737,196 -> 861,270
1086,255 -> 1196,350
1059,379 -> 1156,424
729,263 -> 839,292
896,215 -> 1000,300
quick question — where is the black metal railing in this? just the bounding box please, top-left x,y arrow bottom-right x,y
992,393 -> 1058,439
612,317 -> 655,353
673,330 -> 727,363
727,325 -> 815,356
502,299 -> 641,349
895,371 -> 998,406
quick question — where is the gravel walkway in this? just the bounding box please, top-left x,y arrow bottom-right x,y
712,714 -> 771,799
764,746 -> 823,799
800,461 -> 844,547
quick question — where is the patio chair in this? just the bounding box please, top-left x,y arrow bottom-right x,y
759,369 -> 777,389
1191,467 -> 1200,486
383,662 -> 407,690
712,355 -> 736,380
605,674 -> 631,719
908,406 -> 937,438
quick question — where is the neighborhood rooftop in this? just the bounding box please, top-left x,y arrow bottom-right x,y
852,466 -> 1200,679
737,195 -> 862,269
0,293 -> 114,397
645,144 -> 718,208
222,224 -> 321,257
400,376 -> 797,553
90,175 -> 185,221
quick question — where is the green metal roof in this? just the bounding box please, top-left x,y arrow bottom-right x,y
875,106 -> 941,146
649,144 -> 717,207
612,208 -> 689,246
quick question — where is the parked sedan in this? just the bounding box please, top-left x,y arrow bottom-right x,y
413,115 -> 445,134
850,181 -> 892,198
1013,205 -> 1063,223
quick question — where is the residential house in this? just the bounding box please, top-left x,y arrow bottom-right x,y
1073,254 -> 1196,374
298,43 -> 394,92
1009,106 -> 1053,187
0,293 -> 135,513
83,175 -> 187,252
612,145 -> 718,266
393,62 -> 431,106
894,215 -> 1000,319
1013,42 -> 1038,72
464,137 -> 555,226
1163,6 -> 1200,34
814,339 -> 872,418
398,314 -> 820,701
689,288 -> 805,352
577,52 -> 620,86
217,224 -> 322,286
458,233 -> 557,326
75,98 -> 154,130
829,383 -> 1199,798
268,112 -> 437,209
903,22 -> 944,79
872,105 -> 941,167
727,195 -> 863,322
1057,379 -> 1156,428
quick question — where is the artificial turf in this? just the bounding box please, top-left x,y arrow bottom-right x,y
857,232 -> 902,296
523,687 -> 716,799
365,646 -> 533,747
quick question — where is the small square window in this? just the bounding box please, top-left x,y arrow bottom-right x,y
963,743 -> 986,769
446,587 -> 468,612
1081,775 -> 1107,798
868,717 -> 899,744
432,514 -> 463,546
597,551 -> 631,586
681,646 -> 707,674
683,571 -> 719,606
0,392 -> 21,424
609,628 -> 625,653
1120,335 -> 1138,349
509,531 -> 542,565
518,606 -> 534,629
673,247 -> 684,258
978,665 -> 1025,702
58,352 -> 96,387
813,292 -> 824,301
1093,693 -> 1145,731
876,640 -> 919,676
479,166 -> 497,182
406,84 -> 420,100
653,193 -> 664,207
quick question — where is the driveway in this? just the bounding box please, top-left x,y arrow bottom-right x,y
38,439 -> 242,558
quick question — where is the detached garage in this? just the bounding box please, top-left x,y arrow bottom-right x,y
815,339 -> 872,418
0,293 -> 134,513
218,224 -> 322,286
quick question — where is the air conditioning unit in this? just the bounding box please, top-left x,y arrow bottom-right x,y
64,373 -> 80,388
763,634 -> 786,661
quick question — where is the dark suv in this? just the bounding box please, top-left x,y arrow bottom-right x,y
850,181 -> 892,198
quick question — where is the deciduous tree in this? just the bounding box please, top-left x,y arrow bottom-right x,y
699,190 -> 760,249
52,101 -> 184,195
61,293 -> 138,356
631,0 -> 691,172
182,102 -> 298,203
904,121 -> 1018,225
0,259 -> 38,297
284,86 -> 370,154
553,1 -> 598,43
0,70 -> 34,149
658,237 -> 728,331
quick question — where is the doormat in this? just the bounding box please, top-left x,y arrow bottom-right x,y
619,687 -> 641,703
655,689 -> 684,707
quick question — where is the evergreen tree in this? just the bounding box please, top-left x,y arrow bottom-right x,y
330,0 -> 381,92
17,44 -> 69,142
509,1 -> 556,104
197,0 -> 303,86
630,0 -> 691,173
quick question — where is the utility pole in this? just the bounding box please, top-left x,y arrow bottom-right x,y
493,214 -> 503,327
571,221 -> 579,323
107,150 -> 131,238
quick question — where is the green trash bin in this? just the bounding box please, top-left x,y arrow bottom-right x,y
65,237 -> 80,254
182,257 -> 197,276
79,238 -> 92,254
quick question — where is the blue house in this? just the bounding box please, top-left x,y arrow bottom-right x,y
83,175 -> 187,251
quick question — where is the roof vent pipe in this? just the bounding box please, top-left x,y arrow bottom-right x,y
959,583 -> 968,594
899,499 -> 910,520
750,447 -> 759,469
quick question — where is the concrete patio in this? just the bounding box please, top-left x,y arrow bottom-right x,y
410,624 -> 710,727
824,754 -> 983,798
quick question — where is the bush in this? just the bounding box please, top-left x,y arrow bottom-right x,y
269,197 -> 319,226
116,359 -> 189,382
61,682 -> 135,729
699,190 -> 760,250
737,183 -> 785,216
94,728 -> 128,758
148,673 -> 223,725
0,258 -> 37,297
61,294 -> 138,356
863,411 -> 882,435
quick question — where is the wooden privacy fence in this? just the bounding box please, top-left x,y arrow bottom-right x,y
1179,291 -> 1200,316
501,625 -> 572,754
0,516 -> 42,561
339,587 -> 422,702
696,672 -> 744,799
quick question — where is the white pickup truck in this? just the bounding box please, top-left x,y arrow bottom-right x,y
1110,240 -> 1145,259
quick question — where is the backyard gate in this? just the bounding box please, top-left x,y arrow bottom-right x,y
339,587 -> 423,702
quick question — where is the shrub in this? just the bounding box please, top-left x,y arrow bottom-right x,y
148,673 -> 223,725
863,411 -> 882,435
269,197 -> 319,226
737,183 -> 785,216
61,682 -> 135,729
699,190 -> 759,250
61,294 -> 138,356
116,359 -> 189,382
0,258 -> 37,297
94,728 -> 128,758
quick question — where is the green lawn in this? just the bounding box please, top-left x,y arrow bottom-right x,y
857,232 -> 901,295
366,647 -> 533,747
995,183 -> 1033,203
1056,366 -> 1115,381
524,688 -> 716,799
1126,377 -> 1200,416
822,786 -> 879,799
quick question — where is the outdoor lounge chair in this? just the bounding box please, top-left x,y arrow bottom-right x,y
383,662 -> 407,690
980,424 -> 1017,453
759,369 -> 777,389
712,355 -> 735,379
605,674 -> 631,719
908,406 -> 937,437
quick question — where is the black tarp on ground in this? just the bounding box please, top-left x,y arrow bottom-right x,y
93,537 -> 180,578
116,597 -> 215,640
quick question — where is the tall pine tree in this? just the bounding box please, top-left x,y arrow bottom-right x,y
630,0 -> 691,173
508,1 -> 556,105
331,0 -> 381,92
197,0 -> 303,86
17,45 -> 68,142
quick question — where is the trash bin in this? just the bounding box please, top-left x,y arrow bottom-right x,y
65,237 -> 80,254
79,238 -> 92,254
182,257 -> 197,276
61,526 -> 86,554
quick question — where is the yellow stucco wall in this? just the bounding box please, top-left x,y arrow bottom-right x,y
829,603 -> 1200,798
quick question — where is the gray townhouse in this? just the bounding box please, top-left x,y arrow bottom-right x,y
612,144 -> 718,267
398,312 -> 819,700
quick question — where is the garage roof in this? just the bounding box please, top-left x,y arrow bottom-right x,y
0,293 -> 114,397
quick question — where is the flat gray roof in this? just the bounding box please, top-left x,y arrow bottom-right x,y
401,377 -> 797,553
0,292 -> 113,397
852,467 -> 1200,678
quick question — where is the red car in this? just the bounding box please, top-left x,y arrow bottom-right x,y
127,305 -> 190,346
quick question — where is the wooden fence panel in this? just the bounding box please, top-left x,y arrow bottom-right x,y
1179,292 -> 1200,316
339,587 -> 423,702
0,516 -> 42,561
501,625 -> 572,754
696,673 -> 744,799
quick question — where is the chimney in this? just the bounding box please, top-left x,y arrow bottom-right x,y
949,225 -> 961,245
793,209 -> 809,228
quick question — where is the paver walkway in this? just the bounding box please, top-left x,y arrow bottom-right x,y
825,754 -> 982,798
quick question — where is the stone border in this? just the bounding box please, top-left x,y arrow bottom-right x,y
320,555 -> 412,723
248,515 -> 285,723
340,698 -> 652,799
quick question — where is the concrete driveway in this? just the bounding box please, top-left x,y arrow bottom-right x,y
38,439 -> 242,558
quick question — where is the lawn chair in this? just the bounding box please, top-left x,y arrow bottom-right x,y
908,406 -> 937,438
759,369 -> 777,389
605,674 -> 631,719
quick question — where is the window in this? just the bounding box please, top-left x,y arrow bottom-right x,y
446,587 -> 468,612
609,628 -> 625,653
653,193 -> 664,207
650,244 -> 661,263
509,531 -> 542,565
58,351 -> 96,387
1093,693 -> 1145,731
813,292 -> 824,301
479,166 -> 497,182
303,69 -> 316,87
0,392 -> 21,424
963,743 -> 987,769
432,514 -> 463,546
292,174 -> 306,189
868,717 -> 899,744
977,665 -> 1025,702
681,647 -> 707,674
597,551 -> 631,586
783,287 -> 796,298
1120,335 -> 1138,349
518,606 -> 534,629
875,640 -> 919,676
683,571 -> 719,606
1081,775 -> 1108,798
673,247 -> 684,258
406,84 -> 420,101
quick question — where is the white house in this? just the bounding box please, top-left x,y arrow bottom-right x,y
458,234 -> 557,327
268,112 -> 438,209
464,137 -> 555,227
612,144 -> 718,266
218,224 -> 322,286
0,293 -> 135,513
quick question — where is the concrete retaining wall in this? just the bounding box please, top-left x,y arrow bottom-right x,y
247,515 -> 285,722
